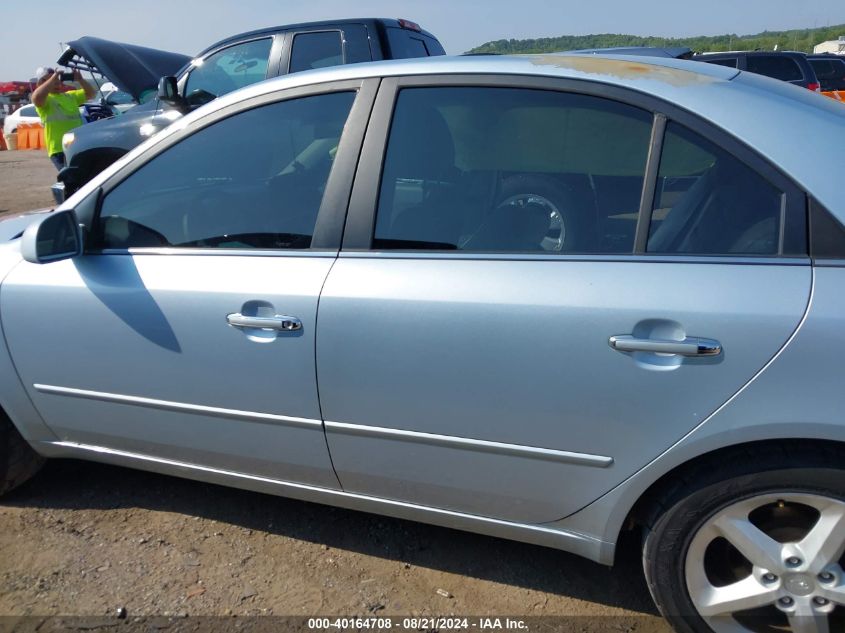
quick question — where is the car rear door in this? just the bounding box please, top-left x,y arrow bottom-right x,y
1,80 -> 377,487
315,76 -> 811,524
281,24 -> 372,77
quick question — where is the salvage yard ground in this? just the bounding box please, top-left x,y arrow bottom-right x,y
0,151 -> 667,628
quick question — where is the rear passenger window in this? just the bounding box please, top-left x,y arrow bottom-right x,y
746,56 -> 803,81
647,122 -> 783,256
290,32 -> 344,73
374,87 -> 652,253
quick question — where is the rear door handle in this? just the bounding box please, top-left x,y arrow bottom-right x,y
227,313 -> 302,331
609,335 -> 721,357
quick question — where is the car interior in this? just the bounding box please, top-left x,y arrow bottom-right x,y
374,87 -> 784,256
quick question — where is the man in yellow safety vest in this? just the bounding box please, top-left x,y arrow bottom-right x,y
31,66 -> 95,171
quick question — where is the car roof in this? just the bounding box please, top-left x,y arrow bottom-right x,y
561,46 -> 692,59
169,54 -> 845,220
197,18 -> 438,57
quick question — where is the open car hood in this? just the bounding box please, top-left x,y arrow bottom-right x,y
58,36 -> 191,102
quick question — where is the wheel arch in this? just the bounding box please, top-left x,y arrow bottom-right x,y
625,437 -> 845,533
555,432 -> 845,566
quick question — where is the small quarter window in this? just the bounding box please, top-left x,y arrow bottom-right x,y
647,122 -> 784,256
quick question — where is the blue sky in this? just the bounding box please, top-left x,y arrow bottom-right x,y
5,0 -> 845,80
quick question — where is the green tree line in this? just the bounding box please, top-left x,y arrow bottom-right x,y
468,24 -> 845,55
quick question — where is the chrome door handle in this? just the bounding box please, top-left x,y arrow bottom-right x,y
609,335 -> 721,356
227,313 -> 302,331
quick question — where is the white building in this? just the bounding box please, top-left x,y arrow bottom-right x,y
814,36 -> 845,54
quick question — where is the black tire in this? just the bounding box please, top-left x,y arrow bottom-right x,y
642,444 -> 845,633
0,409 -> 44,496
496,175 -> 592,252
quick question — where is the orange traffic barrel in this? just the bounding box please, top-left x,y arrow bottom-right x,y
16,123 -> 32,150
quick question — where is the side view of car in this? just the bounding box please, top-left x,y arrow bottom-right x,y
1,54 -> 844,633
55,18 -> 444,201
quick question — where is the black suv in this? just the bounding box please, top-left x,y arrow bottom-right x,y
56,18 -> 444,200
693,51 -> 820,91
807,54 -> 845,91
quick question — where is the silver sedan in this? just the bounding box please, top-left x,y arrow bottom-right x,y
1,54 -> 844,633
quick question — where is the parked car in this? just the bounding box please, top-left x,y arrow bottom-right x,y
3,53 -> 845,633
2,104 -> 39,136
807,54 -> 845,92
694,51 -> 821,91
54,18 -> 445,202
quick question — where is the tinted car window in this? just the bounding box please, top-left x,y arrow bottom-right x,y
705,58 -> 738,68
386,28 -> 445,57
289,31 -> 344,73
647,122 -> 783,255
374,87 -> 652,253
809,58 -> 845,90
386,31 -> 428,58
745,55 -> 803,81
96,92 -> 355,250
184,38 -> 273,107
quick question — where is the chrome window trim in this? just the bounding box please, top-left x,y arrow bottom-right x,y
337,251 -> 811,266
325,421 -> 613,468
91,248 -> 339,258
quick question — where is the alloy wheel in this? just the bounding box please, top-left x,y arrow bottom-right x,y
685,492 -> 845,633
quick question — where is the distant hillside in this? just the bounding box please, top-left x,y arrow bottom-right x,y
468,24 -> 845,55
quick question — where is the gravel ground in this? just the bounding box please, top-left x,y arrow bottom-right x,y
0,148 -> 669,631
0,150 -> 56,214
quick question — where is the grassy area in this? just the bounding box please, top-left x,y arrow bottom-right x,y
469,24 -> 845,55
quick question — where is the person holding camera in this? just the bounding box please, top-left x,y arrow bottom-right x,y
31,67 -> 95,170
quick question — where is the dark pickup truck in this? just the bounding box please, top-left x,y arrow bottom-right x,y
56,18 -> 444,201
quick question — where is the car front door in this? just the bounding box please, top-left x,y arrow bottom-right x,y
316,77 -> 811,523
179,36 -> 280,109
1,81 -> 374,487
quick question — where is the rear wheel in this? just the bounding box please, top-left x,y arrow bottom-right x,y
0,410 -> 44,496
643,449 -> 845,633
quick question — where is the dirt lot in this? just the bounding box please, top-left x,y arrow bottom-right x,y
0,150 -> 56,214
0,150 -> 668,630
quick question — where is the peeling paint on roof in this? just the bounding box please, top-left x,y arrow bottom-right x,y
529,55 -> 720,86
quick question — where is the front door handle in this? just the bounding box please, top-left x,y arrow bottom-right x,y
227,313 -> 302,331
609,335 -> 721,357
